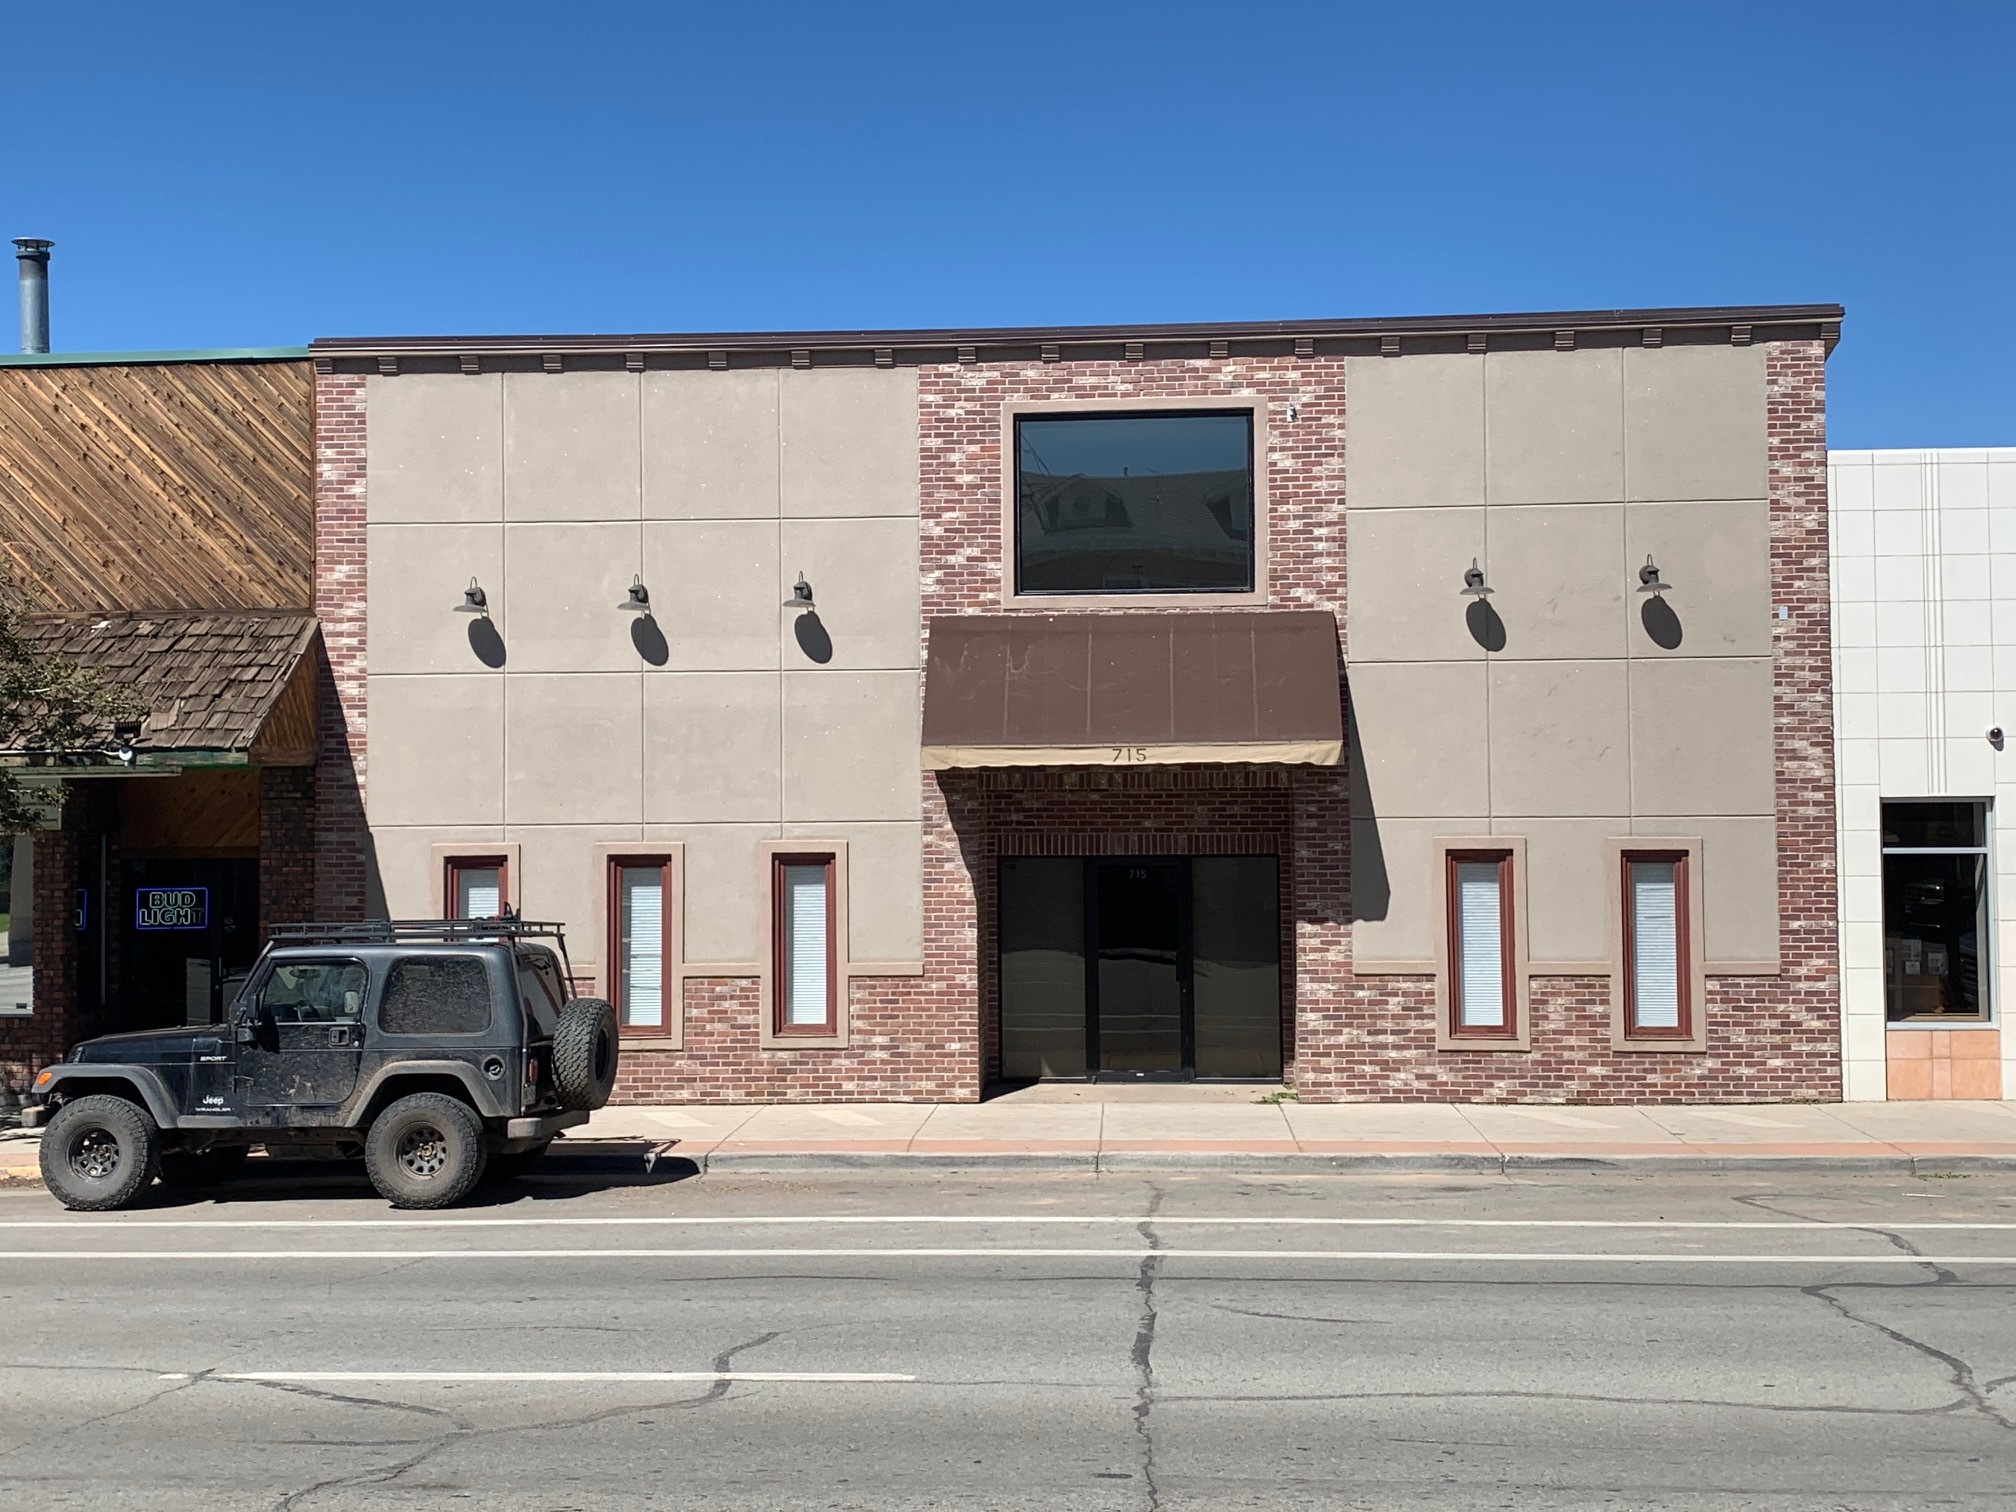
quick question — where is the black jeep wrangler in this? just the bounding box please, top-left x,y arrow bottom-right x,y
21,919 -> 620,1212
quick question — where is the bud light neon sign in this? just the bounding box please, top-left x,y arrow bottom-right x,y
136,886 -> 208,931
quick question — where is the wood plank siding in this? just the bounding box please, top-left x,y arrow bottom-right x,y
0,360 -> 313,612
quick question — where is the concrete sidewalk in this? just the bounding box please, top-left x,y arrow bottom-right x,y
7,1089 -> 2016,1178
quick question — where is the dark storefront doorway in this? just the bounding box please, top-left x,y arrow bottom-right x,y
999,855 -> 1282,1081
122,858 -> 260,1029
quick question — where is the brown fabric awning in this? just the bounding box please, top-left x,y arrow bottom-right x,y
922,611 -> 1341,769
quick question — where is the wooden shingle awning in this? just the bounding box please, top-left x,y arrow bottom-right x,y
14,612 -> 320,767
922,611 -> 1342,770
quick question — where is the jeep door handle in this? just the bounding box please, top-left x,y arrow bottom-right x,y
331,1025 -> 352,1046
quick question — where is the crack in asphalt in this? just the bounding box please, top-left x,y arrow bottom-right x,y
1804,1282 -> 2015,1433
0,1366 -> 207,1461
1130,1186 -> 1165,1512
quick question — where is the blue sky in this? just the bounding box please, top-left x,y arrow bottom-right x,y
4,2 -> 2009,447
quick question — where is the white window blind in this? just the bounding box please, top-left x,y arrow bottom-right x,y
782,864 -> 831,1027
1629,860 -> 1681,1029
455,867 -> 501,920
618,867 -> 664,1028
1454,860 -> 1507,1028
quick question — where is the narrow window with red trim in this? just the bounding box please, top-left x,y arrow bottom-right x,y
773,854 -> 837,1035
445,856 -> 508,920
609,858 -> 671,1036
1623,852 -> 1690,1038
1447,851 -> 1515,1038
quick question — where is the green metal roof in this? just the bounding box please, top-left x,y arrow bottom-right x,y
0,346 -> 309,369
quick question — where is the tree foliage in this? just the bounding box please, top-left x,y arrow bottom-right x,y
0,576 -> 146,832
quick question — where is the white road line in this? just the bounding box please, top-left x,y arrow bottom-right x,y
0,1247 -> 2011,1264
203,1370 -> 913,1384
3,1215 -> 2014,1230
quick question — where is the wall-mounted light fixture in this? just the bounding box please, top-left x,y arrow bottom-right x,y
1460,559 -> 1493,598
454,578 -> 489,615
1636,555 -> 1672,595
618,575 -> 651,612
783,573 -> 816,611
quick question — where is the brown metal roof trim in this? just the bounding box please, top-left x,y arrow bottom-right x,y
15,611 -> 319,758
310,302 -> 1844,365
922,611 -> 1342,770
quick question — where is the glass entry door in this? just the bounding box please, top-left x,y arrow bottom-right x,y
1000,855 -> 1281,1081
1094,861 -> 1187,1076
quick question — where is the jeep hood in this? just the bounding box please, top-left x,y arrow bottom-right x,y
71,1025 -> 221,1065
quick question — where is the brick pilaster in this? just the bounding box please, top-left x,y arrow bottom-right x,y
312,374 -> 370,920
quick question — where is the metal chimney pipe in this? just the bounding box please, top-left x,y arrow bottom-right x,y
14,238 -> 53,353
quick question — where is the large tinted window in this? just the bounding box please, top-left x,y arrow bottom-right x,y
379,957 -> 492,1036
1015,411 -> 1254,594
1881,802 -> 1991,1023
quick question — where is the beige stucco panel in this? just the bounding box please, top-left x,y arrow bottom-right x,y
1624,344 -> 1767,503
780,517 -> 922,672
367,524 -> 505,674
643,672 -> 783,824
1487,660 -> 1631,818
504,672 -> 644,826
369,826 -> 507,920
640,822 -> 775,962
503,371 -> 642,522
1346,662 -> 1490,820
366,373 -> 503,525
1485,348 -> 1625,505
779,367 -> 920,519
642,369 -> 780,521
1631,814 -> 1779,965
783,670 -> 921,823
1485,505 -> 1627,661
502,521 -> 647,674
1342,354 -> 1485,509
1628,658 -> 1774,817
1349,815 -> 1492,965
502,824 -> 644,971
1623,499 -> 1771,658
1343,507 -> 1487,663
367,674 -> 505,827
639,520 -> 781,672
781,819 -> 922,961
1493,816 -> 1617,964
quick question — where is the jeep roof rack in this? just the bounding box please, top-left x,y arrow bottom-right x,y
265,919 -> 575,983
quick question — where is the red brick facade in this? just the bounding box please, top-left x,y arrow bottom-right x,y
311,372 -> 372,923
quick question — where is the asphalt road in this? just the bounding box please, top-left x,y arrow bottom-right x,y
1,1155 -> 2013,1510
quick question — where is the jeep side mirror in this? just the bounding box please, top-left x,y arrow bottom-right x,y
235,1019 -> 256,1044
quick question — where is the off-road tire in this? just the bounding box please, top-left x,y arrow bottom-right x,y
363,1092 -> 488,1209
40,1095 -> 161,1212
552,997 -> 619,1111
158,1145 -> 250,1190
483,1137 -> 554,1184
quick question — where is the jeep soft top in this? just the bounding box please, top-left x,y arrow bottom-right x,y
24,919 -> 621,1211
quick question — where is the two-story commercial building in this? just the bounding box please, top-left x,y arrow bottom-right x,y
307,302 -> 1843,1103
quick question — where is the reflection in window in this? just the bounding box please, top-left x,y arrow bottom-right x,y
261,961 -> 368,1023
1015,411 -> 1254,594
1883,802 -> 1990,1023
0,834 -> 32,1016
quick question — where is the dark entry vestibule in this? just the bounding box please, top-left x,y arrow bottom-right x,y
998,855 -> 1282,1081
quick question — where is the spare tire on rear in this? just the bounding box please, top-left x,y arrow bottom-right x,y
552,996 -> 619,1111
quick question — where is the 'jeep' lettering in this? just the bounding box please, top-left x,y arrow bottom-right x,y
135,886 -> 209,931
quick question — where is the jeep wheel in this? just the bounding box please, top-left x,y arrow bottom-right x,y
484,1138 -> 553,1184
552,997 -> 619,1111
159,1145 -> 250,1190
41,1096 -> 161,1212
363,1093 -> 488,1209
